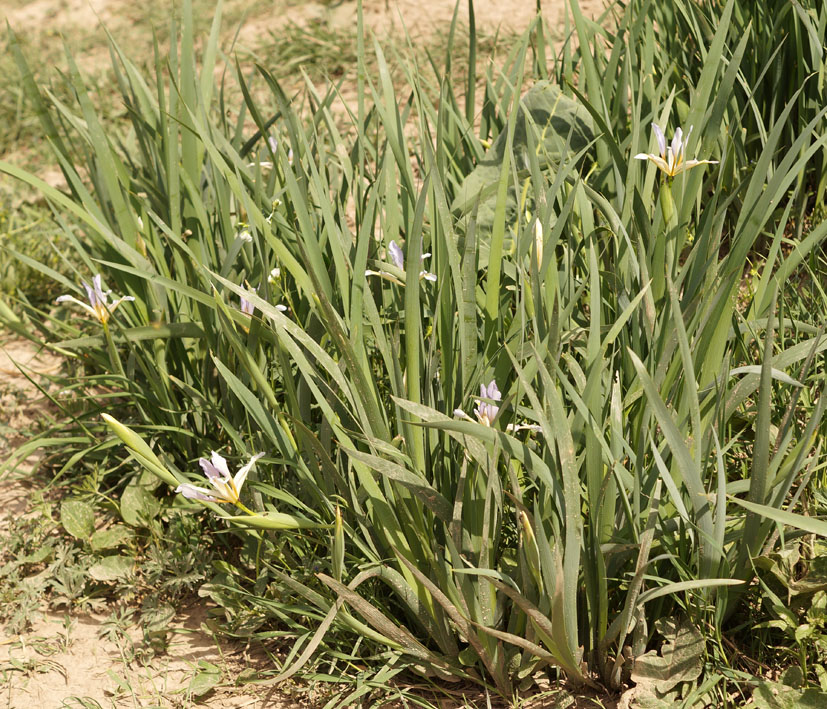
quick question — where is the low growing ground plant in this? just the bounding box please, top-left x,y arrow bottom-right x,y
2,0 -> 827,705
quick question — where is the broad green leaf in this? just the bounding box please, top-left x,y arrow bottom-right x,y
631,618 -> 704,695
120,482 -> 161,528
60,500 -> 95,540
188,660 -> 222,698
750,683 -> 827,709
90,525 -> 134,552
88,555 -> 133,582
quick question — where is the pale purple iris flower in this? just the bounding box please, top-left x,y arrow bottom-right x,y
473,381 -> 501,426
454,380 -> 501,427
240,286 -> 287,316
454,380 -> 542,432
634,124 -> 718,178
240,288 -> 257,316
366,240 -> 436,282
387,240 -> 405,270
56,274 -> 134,325
247,136 -> 293,169
175,451 -> 264,504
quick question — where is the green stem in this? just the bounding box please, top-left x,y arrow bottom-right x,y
102,321 -> 126,378
234,501 -> 257,516
652,179 -> 678,304
659,178 -> 676,227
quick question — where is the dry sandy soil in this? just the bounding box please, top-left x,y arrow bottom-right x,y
4,0 -> 606,44
0,606 -> 284,708
0,0 -> 607,706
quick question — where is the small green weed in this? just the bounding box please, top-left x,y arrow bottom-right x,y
0,474 -> 215,642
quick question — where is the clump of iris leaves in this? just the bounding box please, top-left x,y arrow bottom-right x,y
3,0 -> 827,706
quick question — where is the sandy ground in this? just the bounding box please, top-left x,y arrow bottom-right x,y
0,337 -> 62,479
0,0 -> 607,706
0,607 -> 288,708
3,0 -> 606,43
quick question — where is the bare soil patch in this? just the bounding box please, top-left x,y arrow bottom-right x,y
0,607 -> 287,708
0,336 -> 62,478
3,0 -> 605,43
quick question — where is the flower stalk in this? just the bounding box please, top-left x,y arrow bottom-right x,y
635,123 -> 717,302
